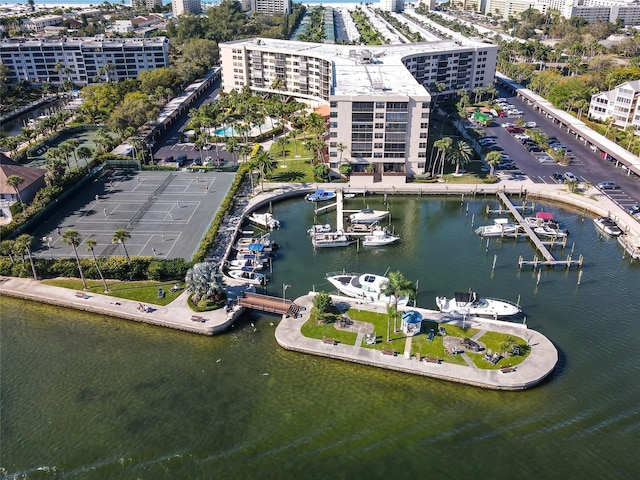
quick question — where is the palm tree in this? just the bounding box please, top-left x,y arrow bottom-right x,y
77,146 -> 93,169
6,175 -> 25,204
448,140 -> 473,175
254,151 -> 277,191
86,238 -> 109,293
112,229 -> 132,265
337,142 -> 346,163
380,271 -> 415,332
485,151 -> 502,177
386,303 -> 400,342
62,229 -> 87,290
275,136 -> 288,167
431,137 -> 452,178
289,129 -> 300,157
14,234 -> 38,281
63,138 -> 80,169
0,239 -> 16,265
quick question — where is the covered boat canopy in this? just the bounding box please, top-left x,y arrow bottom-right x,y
401,310 -> 422,324
536,212 -> 554,221
454,292 -> 478,304
247,243 -> 265,252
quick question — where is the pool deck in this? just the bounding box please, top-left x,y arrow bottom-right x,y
276,293 -> 558,391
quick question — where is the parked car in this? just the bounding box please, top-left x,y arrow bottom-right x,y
627,204 -> 640,216
192,156 -> 202,166
525,121 -> 537,128
203,156 -> 213,166
175,154 -> 187,166
597,181 -> 620,190
487,145 -> 504,151
552,172 -> 564,182
538,156 -> 556,164
162,155 -> 174,163
563,172 -> 578,182
526,145 -> 541,152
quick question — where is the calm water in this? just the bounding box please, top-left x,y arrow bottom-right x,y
2,195 -> 639,479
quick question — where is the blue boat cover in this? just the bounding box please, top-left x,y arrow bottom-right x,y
401,310 -> 422,324
248,243 -> 265,252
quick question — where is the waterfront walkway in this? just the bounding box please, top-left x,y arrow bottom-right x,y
275,293 -> 558,391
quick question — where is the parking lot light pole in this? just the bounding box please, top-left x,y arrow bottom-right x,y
283,284 -> 290,303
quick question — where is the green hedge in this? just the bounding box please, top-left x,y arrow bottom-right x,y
192,164 -> 249,263
0,256 -> 190,282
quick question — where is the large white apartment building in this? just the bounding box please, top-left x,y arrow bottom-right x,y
249,0 -> 292,14
172,0 -> 202,17
380,0 -> 405,13
0,36 -> 170,85
474,0 -> 640,24
23,15 -> 64,32
589,80 -> 640,131
220,38 -> 497,182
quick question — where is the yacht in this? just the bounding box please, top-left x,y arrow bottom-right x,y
349,208 -> 389,224
305,189 -> 336,202
524,212 -> 560,228
234,234 -> 277,253
248,212 -> 280,230
475,218 -> 519,237
325,272 -> 410,306
593,217 -> 622,236
226,259 -> 264,271
228,268 -> 265,285
311,231 -> 353,248
435,291 -> 522,319
361,228 -> 400,247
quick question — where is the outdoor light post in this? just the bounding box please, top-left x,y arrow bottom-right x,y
282,283 -> 290,303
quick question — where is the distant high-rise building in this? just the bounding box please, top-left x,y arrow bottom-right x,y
249,0 -> 291,14
172,0 -> 202,17
380,0 -> 405,12
131,0 -> 163,10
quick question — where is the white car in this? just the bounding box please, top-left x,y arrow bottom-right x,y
501,123 -> 514,128
525,121 -> 537,128
538,156 -> 556,164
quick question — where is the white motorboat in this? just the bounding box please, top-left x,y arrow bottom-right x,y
534,224 -> 569,239
361,228 -> 400,247
248,212 -> 280,230
234,234 -> 277,253
325,272 -> 410,306
475,218 -> 519,237
226,259 -> 264,271
228,268 -> 265,285
349,208 -> 389,224
307,224 -> 332,236
305,189 -> 336,202
312,231 -> 353,248
593,217 -> 622,236
524,211 -> 558,228
435,291 -> 522,319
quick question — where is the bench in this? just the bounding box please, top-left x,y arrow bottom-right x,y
500,365 -> 517,373
75,292 -> 87,299
382,348 -> 396,356
425,355 -> 440,364
191,315 -> 203,322
322,337 -> 336,345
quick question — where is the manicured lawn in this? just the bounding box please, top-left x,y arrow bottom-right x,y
347,308 -> 407,352
42,278 -> 185,306
300,315 -> 359,345
466,331 -> 530,369
268,158 -> 316,183
411,321 -> 476,366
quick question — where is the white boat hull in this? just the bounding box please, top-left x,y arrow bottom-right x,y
435,293 -> 521,318
326,272 -> 409,307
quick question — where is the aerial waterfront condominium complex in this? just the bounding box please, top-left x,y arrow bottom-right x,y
220,38 -> 497,182
0,36 -> 170,86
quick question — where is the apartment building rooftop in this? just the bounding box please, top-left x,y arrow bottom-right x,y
224,37 -> 492,98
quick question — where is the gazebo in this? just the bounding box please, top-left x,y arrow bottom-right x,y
401,310 -> 422,336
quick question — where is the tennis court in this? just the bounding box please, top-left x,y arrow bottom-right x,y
32,170 -> 236,260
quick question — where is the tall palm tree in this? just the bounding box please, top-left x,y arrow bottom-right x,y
0,239 -> 16,265
112,229 -> 131,265
76,146 -> 93,169
485,151 -> 502,177
386,303 -> 400,342
289,129 -> 300,157
275,136 -> 288,166
431,137 -> 452,178
63,138 -> 80,169
254,151 -> 277,191
14,234 -> 38,281
336,142 -> 346,163
62,229 -> 87,290
380,272 -> 415,333
86,238 -> 109,293
6,175 -> 24,204
448,140 -> 473,175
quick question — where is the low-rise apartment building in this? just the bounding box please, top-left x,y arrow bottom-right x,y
0,36 -> 170,85
589,80 -> 640,132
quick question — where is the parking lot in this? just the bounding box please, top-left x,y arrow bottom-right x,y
31,170 -> 236,260
474,90 -> 640,214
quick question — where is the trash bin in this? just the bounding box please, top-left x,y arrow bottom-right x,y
158,287 -> 164,298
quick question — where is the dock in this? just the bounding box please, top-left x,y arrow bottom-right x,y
236,291 -> 301,317
496,192 -> 583,269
